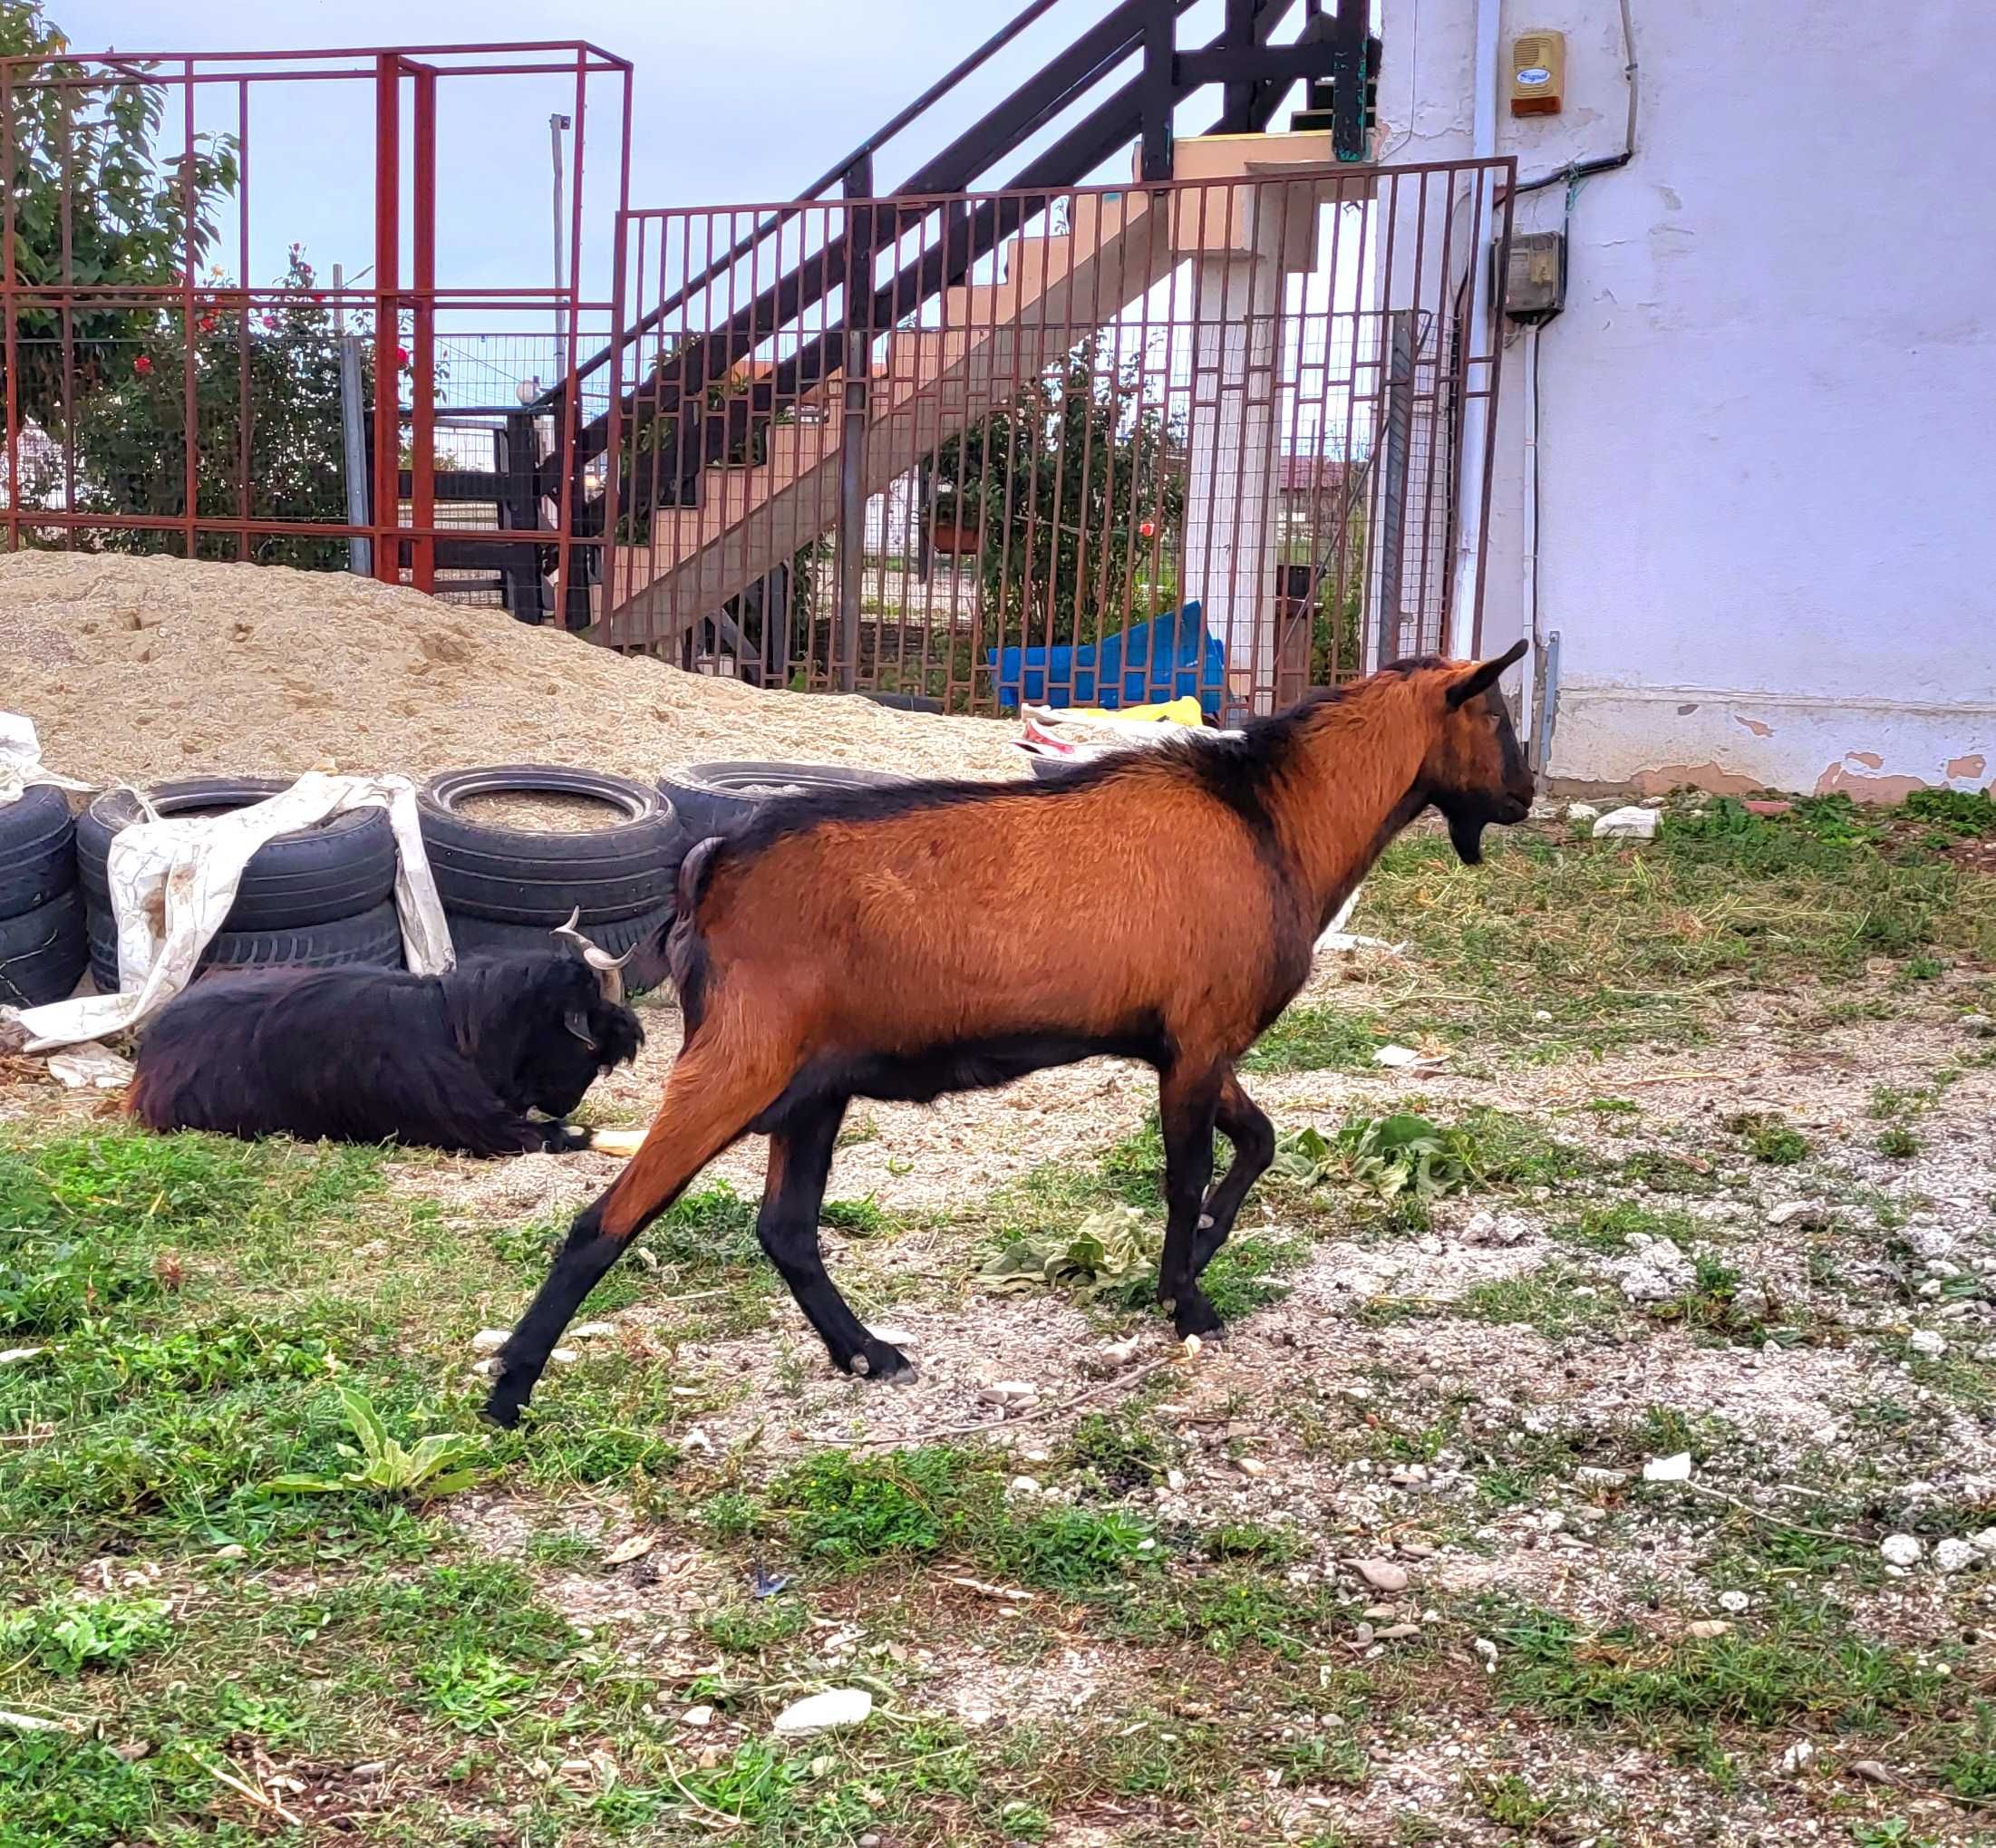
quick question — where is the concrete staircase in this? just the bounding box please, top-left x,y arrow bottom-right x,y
601,132 -> 1348,651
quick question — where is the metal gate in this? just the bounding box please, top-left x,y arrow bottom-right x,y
598,155 -> 1513,718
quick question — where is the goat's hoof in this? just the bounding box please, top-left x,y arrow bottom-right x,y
1171,1297 -> 1226,1342
845,1340 -> 915,1385
480,1392 -> 526,1430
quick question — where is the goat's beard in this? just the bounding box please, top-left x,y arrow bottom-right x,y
1447,809 -> 1488,865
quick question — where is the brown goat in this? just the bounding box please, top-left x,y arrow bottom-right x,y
483,643 -> 1533,1427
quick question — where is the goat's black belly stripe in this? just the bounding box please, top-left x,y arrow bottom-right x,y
750,1022 -> 1171,1134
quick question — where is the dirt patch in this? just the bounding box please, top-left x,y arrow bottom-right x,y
451,789 -> 643,832
5,550 -> 1026,788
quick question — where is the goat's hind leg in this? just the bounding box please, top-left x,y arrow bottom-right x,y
483,1047 -> 776,1427
1155,1061 -> 1225,1341
1191,1068 -> 1275,1278
759,1097 -> 913,1383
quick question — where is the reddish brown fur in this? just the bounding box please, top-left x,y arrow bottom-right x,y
482,649 -> 1533,1426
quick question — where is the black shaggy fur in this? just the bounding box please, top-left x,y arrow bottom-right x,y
127,952 -> 644,1156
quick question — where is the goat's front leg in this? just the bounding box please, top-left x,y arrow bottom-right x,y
1156,1061 -> 1225,1340
1191,1067 -> 1274,1277
759,1098 -> 913,1383
484,1040 -> 777,1427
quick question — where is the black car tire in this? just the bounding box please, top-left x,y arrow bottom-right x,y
444,895 -> 676,996
0,884 -> 87,1008
86,898 -> 404,996
77,778 -> 397,932
0,783 -> 79,919
659,760 -> 909,842
418,766 -> 679,927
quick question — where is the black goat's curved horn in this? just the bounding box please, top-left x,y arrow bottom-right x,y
551,907 -> 636,1002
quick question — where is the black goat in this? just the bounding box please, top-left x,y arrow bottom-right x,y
128,935 -> 644,1156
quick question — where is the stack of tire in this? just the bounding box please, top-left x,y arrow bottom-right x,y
416,767 -> 680,992
77,777 -> 404,994
0,785 -> 87,1008
658,760 -> 909,840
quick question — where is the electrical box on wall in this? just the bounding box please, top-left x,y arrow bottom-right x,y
1496,230 -> 1566,323
1509,30 -> 1566,115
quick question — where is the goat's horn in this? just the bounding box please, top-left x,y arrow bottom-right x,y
551,906 -> 636,997
551,906 -> 593,957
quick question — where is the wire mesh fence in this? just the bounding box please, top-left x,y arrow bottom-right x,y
600,158 -> 1512,718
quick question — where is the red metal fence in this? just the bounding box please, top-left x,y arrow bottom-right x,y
0,41 -> 1510,717
0,42 -> 630,620
598,156 -> 1514,718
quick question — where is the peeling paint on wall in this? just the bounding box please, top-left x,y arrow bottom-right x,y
1945,753 -> 1988,781
1733,715 -> 1775,737
1813,762 -> 1927,803
1628,760 -> 1765,797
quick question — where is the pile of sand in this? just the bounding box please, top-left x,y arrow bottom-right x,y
2,551 -> 1026,789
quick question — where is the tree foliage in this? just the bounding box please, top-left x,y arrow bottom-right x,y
931,339 -> 1184,648
0,3 -> 237,430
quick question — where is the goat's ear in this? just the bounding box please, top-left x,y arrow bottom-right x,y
1445,638 -> 1529,709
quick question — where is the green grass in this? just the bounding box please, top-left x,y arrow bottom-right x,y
1244,1002 -> 1381,1073
1481,1596 -> 1954,1732
1346,814 -> 1995,1061
1460,1263 -> 1617,1340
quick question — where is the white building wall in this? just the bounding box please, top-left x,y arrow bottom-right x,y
1383,0 -> 1996,796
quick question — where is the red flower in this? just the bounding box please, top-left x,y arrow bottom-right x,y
198,315 -> 217,334
132,354 -> 152,376
1138,518 -> 1156,539
395,345 -> 411,366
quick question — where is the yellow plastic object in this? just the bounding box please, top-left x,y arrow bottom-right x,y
587,1127 -> 647,1158
1061,696 -> 1203,728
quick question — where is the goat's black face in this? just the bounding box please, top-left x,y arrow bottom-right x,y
456,953 -> 644,1121
521,960 -> 644,1119
1423,642 -> 1536,865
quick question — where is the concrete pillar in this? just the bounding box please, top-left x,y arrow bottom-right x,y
1184,247 -> 1284,717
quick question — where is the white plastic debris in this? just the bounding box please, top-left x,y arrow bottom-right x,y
1564,801 -> 1600,823
1642,1452 -> 1693,1483
1372,1044 -> 1433,1069
0,711 -> 93,807
45,1043 -> 135,1090
1878,1534 -> 1923,1568
772,1688 -> 873,1737
1592,805 -> 1660,841
0,1347 -> 44,1367
3,771 -> 453,1051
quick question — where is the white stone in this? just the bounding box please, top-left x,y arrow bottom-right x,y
1778,1738 -> 1815,1776
1907,1330 -> 1947,1359
1565,802 -> 1600,822
1007,1475 -> 1042,1498
979,1380 -> 1039,1408
772,1688 -> 872,1737
1352,1557 -> 1410,1592
681,1706 -> 713,1728
1933,1538 -> 1978,1574
1575,1466 -> 1630,1488
1766,1200 -> 1826,1229
470,1330 -> 509,1355
548,1348 -> 578,1366
1967,1529 -> 1996,1556
1642,1452 -> 1693,1483
1879,1534 -> 1923,1568
569,1321 -> 617,1341
1718,1590 -> 1749,1614
1592,806 -> 1661,841
867,1326 -> 917,1347
1685,1620 -> 1731,1640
